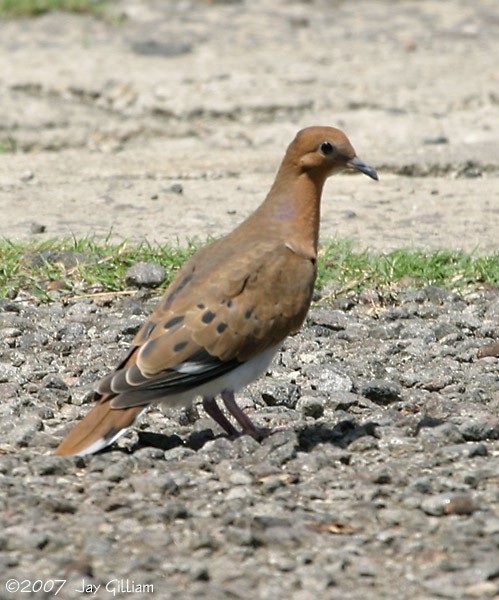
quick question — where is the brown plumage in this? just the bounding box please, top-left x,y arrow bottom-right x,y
55,126 -> 378,456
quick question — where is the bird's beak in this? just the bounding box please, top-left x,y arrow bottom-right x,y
347,156 -> 379,181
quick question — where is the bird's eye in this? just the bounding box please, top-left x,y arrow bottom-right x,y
320,141 -> 335,156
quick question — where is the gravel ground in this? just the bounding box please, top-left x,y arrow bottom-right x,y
1,283 -> 498,600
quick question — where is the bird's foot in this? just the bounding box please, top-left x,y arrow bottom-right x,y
204,393 -> 287,442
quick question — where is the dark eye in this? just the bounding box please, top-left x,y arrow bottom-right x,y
320,141 -> 335,156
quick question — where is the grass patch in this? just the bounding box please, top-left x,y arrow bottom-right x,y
0,0 -> 108,18
0,237 -> 497,303
316,241 -> 499,295
0,237 -> 196,302
0,137 -> 17,153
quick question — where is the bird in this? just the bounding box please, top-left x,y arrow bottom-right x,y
55,126 -> 378,456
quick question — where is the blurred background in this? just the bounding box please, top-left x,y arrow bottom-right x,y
0,0 -> 498,250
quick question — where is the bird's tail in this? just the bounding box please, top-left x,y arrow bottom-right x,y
55,396 -> 146,456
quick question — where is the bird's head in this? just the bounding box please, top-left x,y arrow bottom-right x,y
289,126 -> 378,182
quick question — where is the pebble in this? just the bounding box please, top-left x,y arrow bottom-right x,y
260,380 -> 301,408
303,364 -> 353,395
458,417 -> 499,441
296,396 -> 324,418
361,379 -> 403,405
420,492 -> 476,516
125,262 -> 166,288
30,222 -> 46,234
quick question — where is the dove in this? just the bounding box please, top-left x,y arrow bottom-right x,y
55,126 -> 378,455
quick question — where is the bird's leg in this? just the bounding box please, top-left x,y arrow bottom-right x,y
221,390 -> 273,441
202,396 -> 239,437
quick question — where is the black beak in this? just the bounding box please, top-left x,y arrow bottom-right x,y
347,156 -> 379,181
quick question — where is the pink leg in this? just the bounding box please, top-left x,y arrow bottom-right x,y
221,390 -> 273,441
202,397 -> 239,437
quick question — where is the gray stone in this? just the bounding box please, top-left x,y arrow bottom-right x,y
361,379 -> 403,405
296,396 -> 324,418
125,262 -> 166,288
459,418 -> 499,441
260,380 -> 301,408
421,492 -> 476,516
303,364 -> 353,395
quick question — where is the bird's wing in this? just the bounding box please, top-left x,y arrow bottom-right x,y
98,239 -> 316,407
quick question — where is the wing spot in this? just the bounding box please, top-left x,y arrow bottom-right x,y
164,315 -> 185,329
216,322 -> 228,334
142,320 -> 156,338
202,310 -> 216,324
162,272 -> 194,309
173,341 -> 188,353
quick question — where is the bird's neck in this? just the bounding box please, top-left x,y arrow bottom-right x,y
251,162 -> 325,259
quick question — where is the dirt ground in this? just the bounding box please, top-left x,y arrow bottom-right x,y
0,0 -> 498,253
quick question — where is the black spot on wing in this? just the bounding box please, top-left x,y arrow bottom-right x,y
162,272 -> 194,309
142,320 -> 156,338
174,341 -> 188,352
202,310 -> 216,324
216,322 -> 228,334
164,315 -> 185,329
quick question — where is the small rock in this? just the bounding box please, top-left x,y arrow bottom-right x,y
57,322 -> 87,340
125,262 -> 166,288
41,374 -> 69,391
131,40 -> 192,57
296,396 -> 324,418
477,342 -> 499,358
421,492 -> 475,516
261,380 -> 301,408
30,456 -> 70,476
6,417 -> 43,447
30,222 -> 46,234
464,581 -> 498,598
435,442 -> 488,462
303,364 -> 353,395
20,170 -> 35,182
369,466 -> 393,484
255,430 -> 297,466
423,136 -> 449,145
361,380 -> 403,405
458,417 -> 499,441
0,363 -> 22,384
169,183 -> 183,194
308,308 -> 350,330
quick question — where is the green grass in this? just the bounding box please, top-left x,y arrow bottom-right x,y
0,237 -> 497,303
316,241 -> 499,295
0,238 -> 195,301
0,0 -> 108,18
0,138 -> 17,153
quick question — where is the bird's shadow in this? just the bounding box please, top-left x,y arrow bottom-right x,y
297,419 -> 379,452
98,414 -> 447,458
133,429 -> 216,452
123,418 -> 382,455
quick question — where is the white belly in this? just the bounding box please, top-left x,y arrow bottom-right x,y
159,344 -> 280,409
